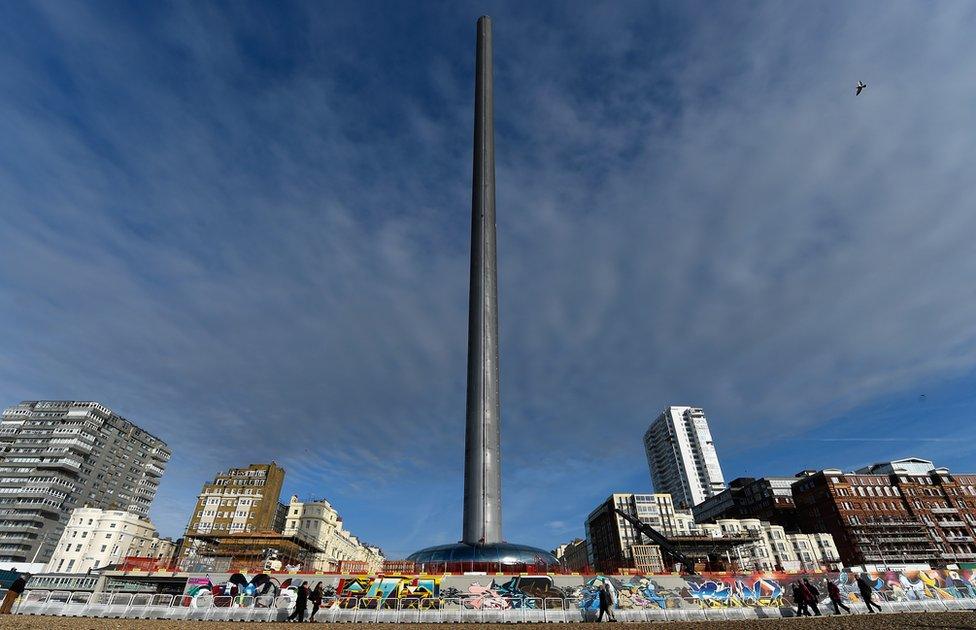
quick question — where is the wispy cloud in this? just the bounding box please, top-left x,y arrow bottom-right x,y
1,1 -> 976,551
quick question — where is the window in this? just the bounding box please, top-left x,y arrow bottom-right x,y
75,544 -> 82,551
100,545 -> 107,552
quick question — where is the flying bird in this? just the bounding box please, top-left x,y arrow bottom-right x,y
856,81 -> 867,96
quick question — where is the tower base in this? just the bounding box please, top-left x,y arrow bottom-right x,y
406,542 -> 559,572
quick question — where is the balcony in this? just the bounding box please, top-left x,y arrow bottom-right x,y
945,535 -> 974,543
937,520 -> 967,528
36,457 -> 83,471
145,463 -> 165,478
0,512 -> 49,521
942,551 -> 976,560
0,488 -> 66,502
0,520 -> 41,530
55,439 -> 94,453
930,506 -> 958,514
860,538 -> 939,549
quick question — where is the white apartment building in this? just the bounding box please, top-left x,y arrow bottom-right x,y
44,507 -> 173,574
0,401 -> 170,563
787,532 -> 842,570
588,491 -> 840,573
711,518 -> 840,572
283,496 -> 383,572
644,406 -> 726,508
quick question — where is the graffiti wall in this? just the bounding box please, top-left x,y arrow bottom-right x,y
175,568 -> 976,611
570,568 -> 976,610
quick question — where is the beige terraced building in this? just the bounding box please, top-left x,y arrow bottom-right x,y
180,463 -> 287,564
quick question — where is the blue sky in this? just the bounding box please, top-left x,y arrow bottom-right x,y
3,0 -> 976,558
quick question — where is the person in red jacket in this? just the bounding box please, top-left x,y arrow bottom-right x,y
826,579 -> 852,615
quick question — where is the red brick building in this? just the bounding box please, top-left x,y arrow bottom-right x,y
792,458 -> 976,566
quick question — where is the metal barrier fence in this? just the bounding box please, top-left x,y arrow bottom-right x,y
11,589 -> 976,623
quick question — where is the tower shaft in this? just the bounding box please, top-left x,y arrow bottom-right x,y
462,15 -> 502,545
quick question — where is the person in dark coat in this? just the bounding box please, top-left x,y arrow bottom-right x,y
856,574 -> 883,613
597,582 -> 616,622
801,578 -> 821,616
287,581 -> 308,622
0,571 -> 27,614
309,582 -> 324,622
791,581 -> 809,616
826,579 -> 852,615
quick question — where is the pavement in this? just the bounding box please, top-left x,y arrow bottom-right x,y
1,611 -> 976,629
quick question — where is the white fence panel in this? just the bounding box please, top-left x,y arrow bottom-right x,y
542,598 -> 565,623
183,594 -> 212,621
248,594 -> 276,622
226,595 -> 254,621
395,597 -> 419,623
668,605 -> 706,621
330,597 -> 357,623
480,598 -> 507,623
355,597 -> 380,623
437,597 -> 462,624
613,607 -> 641,622
522,597 -> 546,623
943,597 -> 974,611
14,590 -> 45,615
755,606 -> 784,619
84,592 -> 113,618
562,597 -> 583,623
701,606 -> 728,620
42,590 -> 71,616
267,596 -> 290,623
104,593 -> 133,618
62,592 -> 91,618
920,599 -> 948,612
139,594 -> 171,620
459,598 -> 482,623
315,597 -> 338,623
725,606 -> 753,620
204,595 -> 231,620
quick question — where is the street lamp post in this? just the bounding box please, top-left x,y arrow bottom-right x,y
30,532 -> 55,565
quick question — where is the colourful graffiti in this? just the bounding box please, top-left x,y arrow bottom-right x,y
447,576 -> 569,609
577,576 -> 670,610
684,575 -> 784,608
571,568 -> 976,610
174,567 -> 976,613
335,575 -> 441,608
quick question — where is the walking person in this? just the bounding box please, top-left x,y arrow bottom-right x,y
0,571 -> 28,614
856,574 -> 883,613
309,582 -> 323,622
597,582 -> 616,622
801,578 -> 821,616
287,581 -> 308,622
827,579 -> 852,615
791,581 -> 809,616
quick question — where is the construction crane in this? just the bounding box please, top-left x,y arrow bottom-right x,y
613,508 -> 698,576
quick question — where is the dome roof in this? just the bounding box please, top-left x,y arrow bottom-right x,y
406,542 -> 559,566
